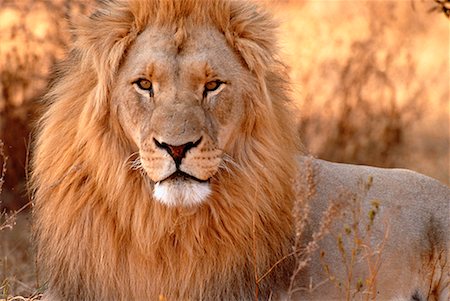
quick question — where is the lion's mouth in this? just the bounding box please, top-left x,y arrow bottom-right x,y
153,170 -> 212,207
157,170 -> 209,184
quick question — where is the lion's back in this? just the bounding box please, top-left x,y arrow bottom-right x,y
296,156 -> 449,300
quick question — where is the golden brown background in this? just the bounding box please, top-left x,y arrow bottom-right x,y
0,0 -> 448,297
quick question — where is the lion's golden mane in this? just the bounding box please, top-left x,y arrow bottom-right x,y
32,0 -> 299,299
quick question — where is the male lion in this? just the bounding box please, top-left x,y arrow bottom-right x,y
32,0 -> 449,300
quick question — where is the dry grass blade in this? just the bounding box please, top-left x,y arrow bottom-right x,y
430,0 -> 450,17
0,141 -> 7,199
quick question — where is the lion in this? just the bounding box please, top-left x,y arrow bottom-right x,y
31,0 -> 449,300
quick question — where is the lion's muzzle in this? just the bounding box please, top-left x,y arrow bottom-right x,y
140,133 -> 222,207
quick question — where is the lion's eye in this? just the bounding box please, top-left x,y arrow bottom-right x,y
134,79 -> 154,96
204,80 -> 223,93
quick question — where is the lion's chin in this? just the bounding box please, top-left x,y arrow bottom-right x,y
153,180 -> 211,207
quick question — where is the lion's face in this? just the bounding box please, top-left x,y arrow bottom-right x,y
112,25 -> 247,207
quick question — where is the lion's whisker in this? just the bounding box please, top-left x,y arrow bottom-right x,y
219,153 -> 241,175
124,151 -> 139,164
131,158 -> 143,170
123,152 -> 147,177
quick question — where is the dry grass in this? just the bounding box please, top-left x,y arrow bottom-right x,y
318,178 -> 390,300
272,0 -> 449,184
0,142 -> 38,300
287,158 -> 348,298
0,0 -> 448,299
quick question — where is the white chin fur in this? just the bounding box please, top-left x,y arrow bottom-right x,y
153,180 -> 211,207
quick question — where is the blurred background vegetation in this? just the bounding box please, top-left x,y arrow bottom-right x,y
0,0 -> 448,297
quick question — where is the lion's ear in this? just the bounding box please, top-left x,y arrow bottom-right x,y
71,2 -> 139,113
225,2 -> 279,78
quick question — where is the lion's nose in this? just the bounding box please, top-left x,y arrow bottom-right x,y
153,137 -> 202,166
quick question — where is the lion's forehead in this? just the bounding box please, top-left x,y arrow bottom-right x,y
122,26 -> 243,83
